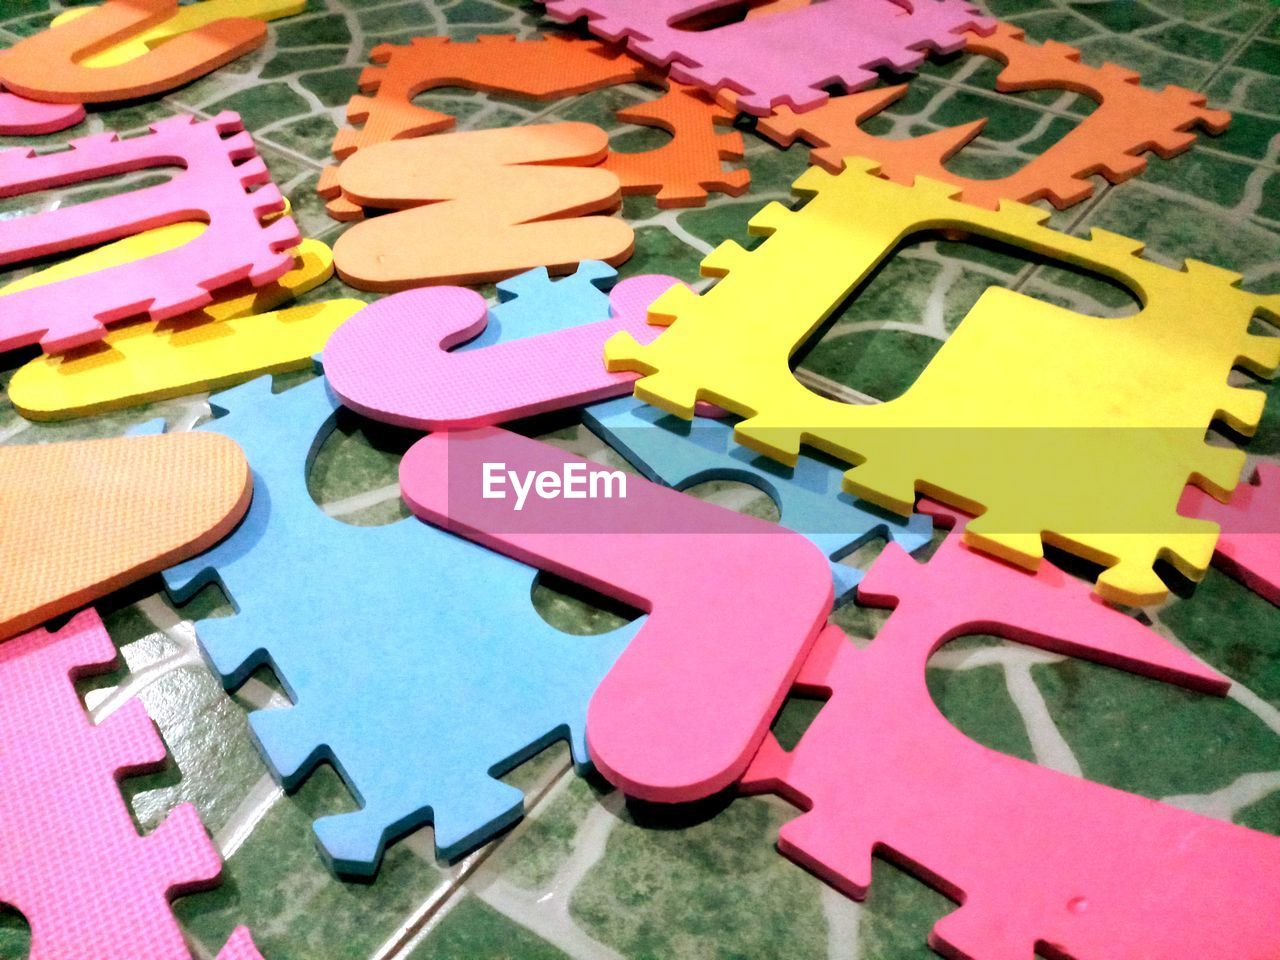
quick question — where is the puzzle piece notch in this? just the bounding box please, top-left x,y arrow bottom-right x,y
735,520 -> 1280,960
331,122 -> 633,289
8,238 -> 358,420
0,111 -> 301,354
164,369 -> 642,872
540,0 -> 994,116
0,0 -> 268,104
0,82 -> 84,134
0,610 -> 262,959
602,82 -> 748,207
605,160 -> 1280,605
324,260 -> 681,427
400,426 -> 834,803
1180,463 -> 1280,605
583,395 -> 932,598
0,430 -> 251,641
757,21 -> 1231,210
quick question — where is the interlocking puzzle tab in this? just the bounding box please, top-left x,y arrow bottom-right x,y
758,22 -> 1231,210
0,84 -> 83,135
606,161 -> 1280,605
324,262 -> 682,428
7,239 -> 358,420
1181,463 -> 1280,606
539,0 -> 994,116
164,373 -> 642,872
0,610 -> 262,959
584,395 -> 932,599
0,431 -> 250,641
736,523 -> 1280,960
399,427 -> 834,803
0,112 -> 300,354
318,35 -> 746,218
332,123 -> 633,290
602,82 -> 747,207
0,0 -> 273,104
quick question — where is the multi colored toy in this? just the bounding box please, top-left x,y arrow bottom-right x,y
736,516 -> 1279,960
400,426 -> 834,803
0,112 -> 299,354
8,240 -> 357,420
0,431 -> 250,641
1181,463 -> 1280,606
324,262 -> 680,428
0,0 -> 274,104
164,373 -> 643,871
332,123 -> 633,289
606,161 -> 1280,605
758,22 -> 1230,210
0,609 -> 262,959
49,0 -> 304,68
539,0 -> 993,116
584,395 -> 932,598
319,35 -> 745,217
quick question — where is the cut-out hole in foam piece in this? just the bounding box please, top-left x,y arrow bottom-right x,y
164,373 -> 644,872
605,160 -> 1280,606
0,0 -> 282,104
0,430 -> 250,641
331,122 -> 633,290
539,0 -> 994,116
756,21 -> 1230,210
324,261 -> 682,429
399,426 -> 835,803
0,609 -> 263,958
0,112 -> 300,354
733,508 -> 1279,960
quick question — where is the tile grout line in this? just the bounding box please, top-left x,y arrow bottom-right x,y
373,760 -> 578,960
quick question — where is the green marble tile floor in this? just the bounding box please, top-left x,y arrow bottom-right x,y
0,0 -> 1278,957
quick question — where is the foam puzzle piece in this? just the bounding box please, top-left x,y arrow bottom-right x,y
606,160 -> 1280,605
400,426 -> 834,803
8,242 -> 357,420
0,610 -> 262,959
540,0 -> 994,116
583,395 -> 932,599
0,431 -> 250,641
733,520 -> 1280,960
319,34 -> 648,220
0,112 -> 300,354
758,21 -> 1231,210
163,373 -> 642,872
1181,463 -> 1280,606
50,0 -> 304,69
0,83 -> 83,135
602,82 -> 748,207
318,35 -> 749,218
332,123 -> 633,289
0,0 -> 269,104
325,261 -> 680,428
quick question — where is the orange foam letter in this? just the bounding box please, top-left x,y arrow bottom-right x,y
332,122 -> 634,290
